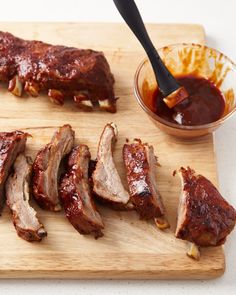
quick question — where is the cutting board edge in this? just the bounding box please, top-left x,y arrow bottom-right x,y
0,248 -> 225,280
0,266 -> 225,280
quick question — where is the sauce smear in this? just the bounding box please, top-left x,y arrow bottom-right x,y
149,75 -> 225,126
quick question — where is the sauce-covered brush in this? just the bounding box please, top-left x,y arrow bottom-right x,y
113,0 -> 188,108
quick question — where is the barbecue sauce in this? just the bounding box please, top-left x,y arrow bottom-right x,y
147,75 -> 225,126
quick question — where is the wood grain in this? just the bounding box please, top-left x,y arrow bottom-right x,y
0,23 -> 224,279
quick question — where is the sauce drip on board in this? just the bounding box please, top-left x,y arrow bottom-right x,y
146,75 -> 226,126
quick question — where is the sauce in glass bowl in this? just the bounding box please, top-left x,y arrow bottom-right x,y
134,44 -> 236,138
145,75 -> 225,126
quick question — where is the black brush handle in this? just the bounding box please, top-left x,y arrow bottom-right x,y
113,0 -> 180,95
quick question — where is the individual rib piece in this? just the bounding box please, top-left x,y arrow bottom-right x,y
0,31 -> 116,112
0,131 -> 28,208
175,167 -> 236,259
6,154 -> 47,242
92,123 -> 130,209
32,125 -> 75,211
123,139 -> 169,229
59,145 -> 104,238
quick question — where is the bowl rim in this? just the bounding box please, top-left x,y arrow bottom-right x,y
134,43 -> 236,131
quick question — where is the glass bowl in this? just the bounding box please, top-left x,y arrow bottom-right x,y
134,43 -> 236,138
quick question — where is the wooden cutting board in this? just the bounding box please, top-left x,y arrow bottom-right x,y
0,23 -> 224,279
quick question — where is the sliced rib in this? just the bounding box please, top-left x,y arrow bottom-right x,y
175,167 -> 236,247
92,123 -> 130,209
6,154 -> 47,242
0,131 -> 28,208
123,139 -> 169,228
32,125 -> 75,211
60,145 -> 104,238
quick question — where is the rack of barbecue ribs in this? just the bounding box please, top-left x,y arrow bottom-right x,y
0,131 -> 28,209
59,145 -> 104,238
92,123 -> 131,209
6,154 -> 47,242
0,31 -> 116,112
32,125 -> 75,212
123,139 -> 169,229
175,167 -> 236,260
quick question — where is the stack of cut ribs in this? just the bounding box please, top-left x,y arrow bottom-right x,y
0,123 -> 235,261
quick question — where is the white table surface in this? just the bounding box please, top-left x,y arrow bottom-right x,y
0,0 -> 235,294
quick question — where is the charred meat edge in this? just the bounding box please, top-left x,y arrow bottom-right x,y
6,154 -> 47,242
0,130 -> 28,208
92,123 -> 130,209
0,31 -> 116,112
32,124 -> 75,212
175,167 -> 236,260
123,139 -> 169,229
60,145 -> 104,238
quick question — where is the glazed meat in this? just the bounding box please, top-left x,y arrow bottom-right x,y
0,31 -> 116,112
123,139 -> 168,228
0,131 -> 28,208
6,154 -> 47,242
92,123 -> 130,209
175,167 -> 236,247
60,145 -> 104,238
33,125 -> 75,211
